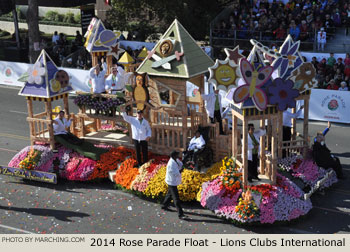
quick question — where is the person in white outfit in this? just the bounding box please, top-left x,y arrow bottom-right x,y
201,88 -> 229,135
182,130 -> 206,171
89,58 -> 107,94
317,27 -> 326,52
247,124 -> 266,182
105,65 -> 125,94
122,109 -> 151,167
282,106 -> 304,157
161,151 -> 186,219
53,111 -> 83,145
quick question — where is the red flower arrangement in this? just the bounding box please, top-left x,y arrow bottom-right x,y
247,184 -> 276,198
89,146 -> 135,180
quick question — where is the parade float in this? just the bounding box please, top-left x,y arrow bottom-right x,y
3,19 -> 338,225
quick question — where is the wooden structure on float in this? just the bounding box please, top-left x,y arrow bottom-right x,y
84,18 -> 123,75
18,50 -> 74,149
135,19 -> 228,156
230,90 -> 310,186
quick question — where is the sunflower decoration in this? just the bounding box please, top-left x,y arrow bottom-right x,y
208,59 -> 241,92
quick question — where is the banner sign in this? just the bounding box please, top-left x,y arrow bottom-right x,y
309,89 -> 350,123
0,166 -> 57,184
80,5 -> 95,36
304,170 -> 335,200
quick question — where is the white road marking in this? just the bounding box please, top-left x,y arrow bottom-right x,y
0,223 -> 35,234
9,110 -> 27,115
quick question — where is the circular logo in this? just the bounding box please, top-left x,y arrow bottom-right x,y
192,88 -> 198,97
5,67 -> 12,77
88,78 -> 92,88
328,99 -> 339,111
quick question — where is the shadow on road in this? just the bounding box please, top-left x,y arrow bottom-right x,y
0,205 -> 90,222
7,179 -> 115,193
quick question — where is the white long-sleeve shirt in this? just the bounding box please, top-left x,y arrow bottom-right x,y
246,129 -> 266,161
122,112 -> 151,141
53,117 -> 71,135
201,92 -> 224,118
283,108 -> 303,127
89,62 -> 107,93
188,135 -> 206,151
105,73 -> 125,94
165,158 -> 183,186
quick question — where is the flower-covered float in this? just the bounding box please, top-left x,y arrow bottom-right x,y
7,148 -> 337,224
3,21 -> 339,226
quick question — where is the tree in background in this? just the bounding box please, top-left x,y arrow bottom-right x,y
106,0 -> 230,41
27,0 -> 40,63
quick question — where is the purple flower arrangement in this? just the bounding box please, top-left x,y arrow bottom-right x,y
73,94 -> 125,113
8,144 -> 104,182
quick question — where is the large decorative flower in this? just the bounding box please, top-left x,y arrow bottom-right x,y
27,61 -> 46,85
272,36 -> 301,78
268,78 -> 299,111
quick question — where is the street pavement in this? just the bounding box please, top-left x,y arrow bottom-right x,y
0,85 -> 349,234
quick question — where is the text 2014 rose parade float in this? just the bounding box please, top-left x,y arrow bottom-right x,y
2,20 -> 340,225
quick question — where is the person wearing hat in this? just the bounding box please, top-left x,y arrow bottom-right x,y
317,27 -> 326,51
161,150 -> 187,219
122,109 -> 151,167
105,65 -> 125,94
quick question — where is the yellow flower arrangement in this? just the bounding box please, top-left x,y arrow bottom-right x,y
178,169 -> 203,201
144,166 -> 168,198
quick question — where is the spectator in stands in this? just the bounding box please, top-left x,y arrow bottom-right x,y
335,58 -> 345,72
317,27 -> 326,51
318,58 -> 327,74
273,24 -> 286,40
334,68 -> 344,82
327,52 -> 336,67
52,31 -> 59,45
326,79 -> 339,90
76,55 -> 86,69
311,57 -> 319,70
299,20 -> 309,41
74,31 -> 83,46
289,22 -> 300,40
316,70 -> 326,88
344,53 -> 350,66
338,81 -> 349,91
344,65 -> 350,81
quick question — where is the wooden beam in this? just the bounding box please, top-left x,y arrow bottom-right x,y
259,119 -> 266,176
303,97 -> 309,158
242,118 -> 248,187
271,117 -> 277,184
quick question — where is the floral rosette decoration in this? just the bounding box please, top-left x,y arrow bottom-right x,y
221,157 -> 242,194
268,78 -> 299,111
235,190 -> 259,222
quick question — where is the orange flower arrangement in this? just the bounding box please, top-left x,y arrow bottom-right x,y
114,158 -> 139,189
89,146 -> 135,180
